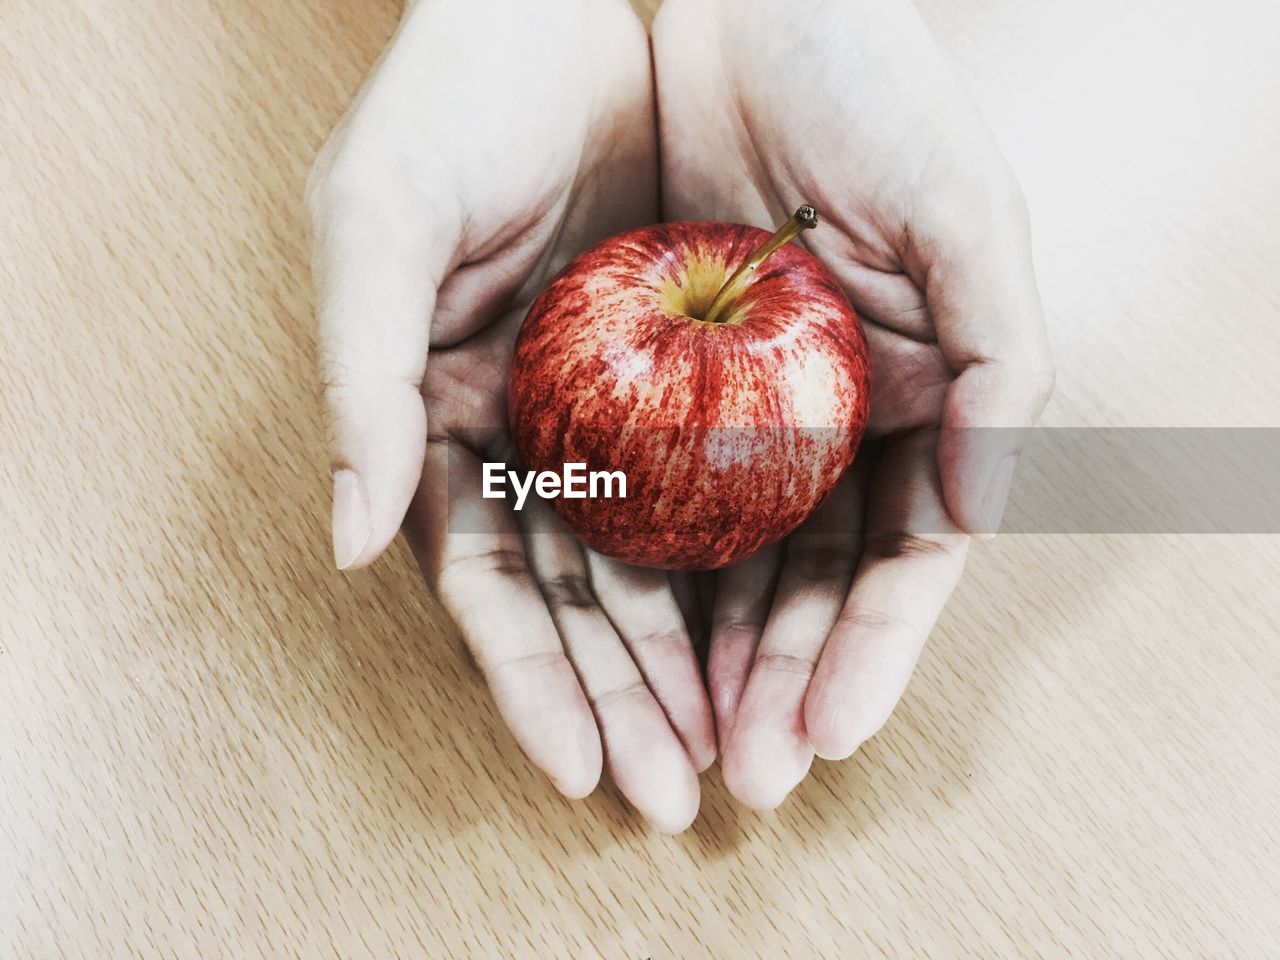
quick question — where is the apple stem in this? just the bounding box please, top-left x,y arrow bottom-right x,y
701,204 -> 819,324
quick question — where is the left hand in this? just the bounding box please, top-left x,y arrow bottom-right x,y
653,0 -> 1056,809
308,0 -> 714,831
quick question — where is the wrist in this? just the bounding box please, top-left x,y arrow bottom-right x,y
402,0 -> 633,16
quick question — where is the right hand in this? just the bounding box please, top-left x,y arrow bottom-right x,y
307,0 -> 714,832
653,0 -> 1054,808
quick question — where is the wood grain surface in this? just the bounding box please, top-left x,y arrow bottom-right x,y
3,1 -> 1279,957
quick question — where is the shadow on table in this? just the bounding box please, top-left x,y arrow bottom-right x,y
679,534 -> 1135,857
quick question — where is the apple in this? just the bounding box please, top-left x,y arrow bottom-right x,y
507,206 -> 871,570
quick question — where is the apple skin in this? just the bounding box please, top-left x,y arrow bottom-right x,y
507,220 -> 870,570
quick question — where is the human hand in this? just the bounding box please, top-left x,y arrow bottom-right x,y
308,0 -> 714,832
653,0 -> 1055,808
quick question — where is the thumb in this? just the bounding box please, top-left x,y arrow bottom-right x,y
925,186 -> 1055,537
307,153 -> 460,569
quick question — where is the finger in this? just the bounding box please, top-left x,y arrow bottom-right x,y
668,570 -> 703,644
919,182 -> 1055,537
307,135 -> 462,569
721,471 -> 864,811
804,431 -> 969,760
586,554 -> 717,772
523,503 -> 701,834
706,544 -> 782,755
407,440 -> 602,800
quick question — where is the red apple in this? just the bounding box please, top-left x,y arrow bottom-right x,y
507,206 -> 871,570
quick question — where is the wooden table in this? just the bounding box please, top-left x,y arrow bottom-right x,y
3,1 -> 1278,956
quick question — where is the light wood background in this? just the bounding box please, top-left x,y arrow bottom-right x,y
3,1 -> 1279,957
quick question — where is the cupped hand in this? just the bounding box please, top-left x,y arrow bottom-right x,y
308,0 -> 714,832
654,0 -> 1055,808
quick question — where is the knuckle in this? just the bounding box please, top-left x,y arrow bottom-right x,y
754,651 -> 817,680
588,677 -> 650,711
435,547 -> 528,595
863,530 -> 959,561
629,629 -> 690,655
487,649 -> 569,678
712,619 -> 763,648
835,605 -> 913,636
540,573 -> 596,611
784,540 -> 857,583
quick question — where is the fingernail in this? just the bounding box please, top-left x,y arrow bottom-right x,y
977,454 -> 1018,539
332,469 -> 370,569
